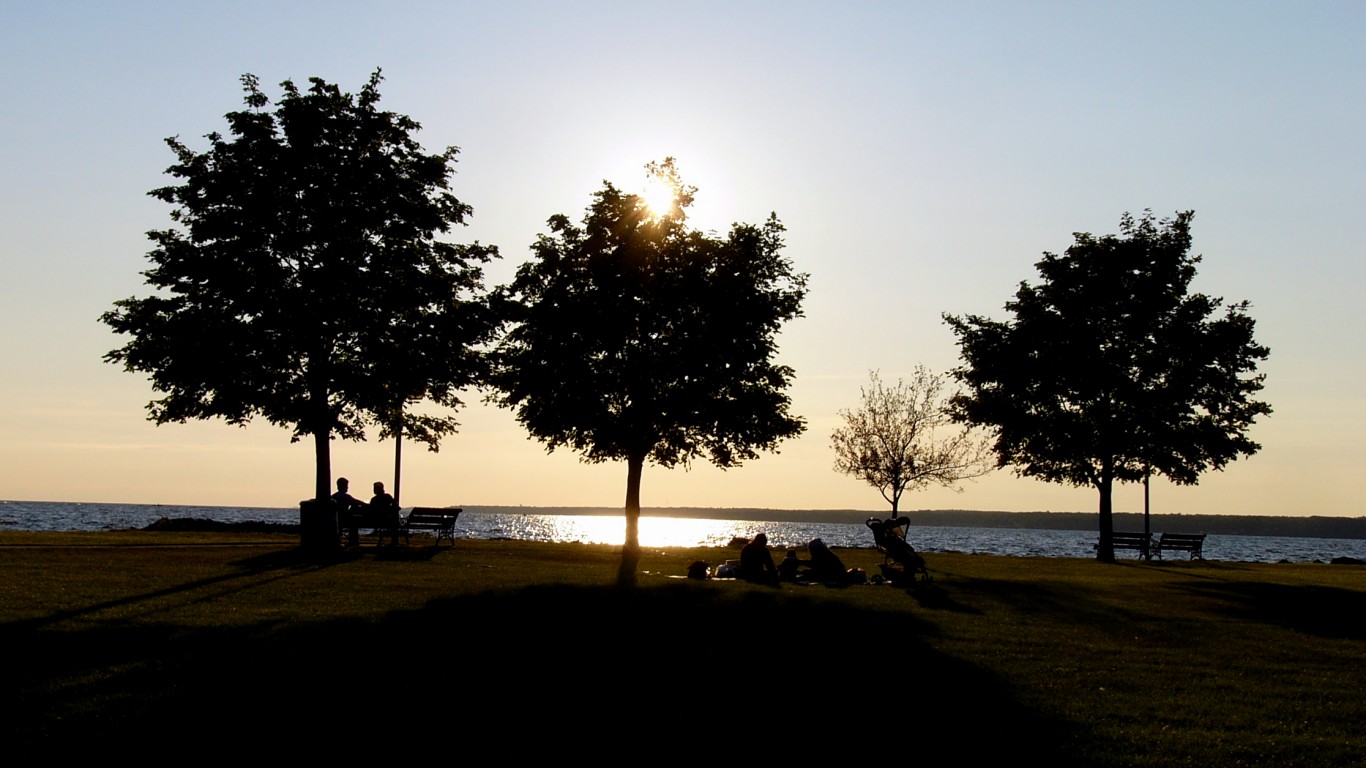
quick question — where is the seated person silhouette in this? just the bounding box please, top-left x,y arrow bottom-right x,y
803,538 -> 849,583
369,481 -> 401,546
738,532 -> 779,585
332,477 -> 367,547
777,548 -> 802,581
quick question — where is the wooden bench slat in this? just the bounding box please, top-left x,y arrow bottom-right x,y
1099,532 -> 1207,561
1155,532 -> 1206,560
399,507 -> 462,547
341,507 -> 462,547
1107,532 -> 1154,559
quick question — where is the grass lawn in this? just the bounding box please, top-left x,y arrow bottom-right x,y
2,530 -> 1363,764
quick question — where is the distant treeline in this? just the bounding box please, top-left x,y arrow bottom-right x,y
466,506 -> 1366,540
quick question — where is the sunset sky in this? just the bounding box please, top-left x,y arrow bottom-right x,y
2,2 -> 1362,518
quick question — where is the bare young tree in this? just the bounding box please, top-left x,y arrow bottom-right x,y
831,366 -> 994,515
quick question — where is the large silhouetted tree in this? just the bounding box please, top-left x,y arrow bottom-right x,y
831,366 -> 993,516
101,71 -> 498,503
491,159 -> 808,586
943,211 -> 1270,562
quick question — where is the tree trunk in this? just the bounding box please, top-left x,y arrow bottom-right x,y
617,453 -> 645,587
314,429 -> 331,501
309,361 -> 332,501
1095,467 -> 1115,563
300,425 -> 337,555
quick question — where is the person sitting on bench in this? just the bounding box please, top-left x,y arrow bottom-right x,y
332,477 -> 367,548
369,481 -> 401,546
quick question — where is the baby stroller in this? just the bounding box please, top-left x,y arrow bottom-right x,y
865,516 -> 931,586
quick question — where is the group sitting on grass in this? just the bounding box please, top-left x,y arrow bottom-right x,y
735,534 -> 864,585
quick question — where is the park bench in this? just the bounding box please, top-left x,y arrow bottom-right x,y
398,507 -> 462,547
341,506 -> 461,547
340,507 -> 401,547
1108,531 -> 1154,560
1154,532 -> 1206,560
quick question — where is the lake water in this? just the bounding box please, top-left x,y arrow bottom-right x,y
4,500 -> 1365,564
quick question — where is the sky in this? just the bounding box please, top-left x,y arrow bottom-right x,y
2,2 -> 1363,518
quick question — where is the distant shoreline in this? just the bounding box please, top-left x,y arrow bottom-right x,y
464,506 -> 1366,540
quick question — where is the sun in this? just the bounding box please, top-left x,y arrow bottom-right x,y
639,175 -> 677,220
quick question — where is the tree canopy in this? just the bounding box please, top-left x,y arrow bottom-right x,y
101,71 -> 499,502
943,210 -> 1271,561
491,159 -> 809,585
831,367 -> 993,516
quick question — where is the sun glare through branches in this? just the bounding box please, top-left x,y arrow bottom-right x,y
639,175 -> 677,220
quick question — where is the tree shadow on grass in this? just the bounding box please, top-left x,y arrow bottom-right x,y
901,582 -> 983,613
229,543 -> 443,568
1173,581 -> 1366,640
372,545 -> 444,562
4,548 -> 336,633
2,581 -> 1083,760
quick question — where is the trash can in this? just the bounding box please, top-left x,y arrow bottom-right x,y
299,498 -> 339,555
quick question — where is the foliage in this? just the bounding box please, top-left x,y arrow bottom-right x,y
831,367 -> 993,515
490,158 -> 808,585
101,71 -> 498,500
943,210 -> 1271,561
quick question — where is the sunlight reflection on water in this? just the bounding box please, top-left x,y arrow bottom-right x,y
479,512 -> 780,549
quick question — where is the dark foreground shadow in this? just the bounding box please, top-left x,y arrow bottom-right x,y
905,581 -> 983,613
2,582 -> 1079,760
1176,581 -> 1366,640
